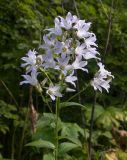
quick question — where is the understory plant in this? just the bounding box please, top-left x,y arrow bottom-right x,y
20,12 -> 114,160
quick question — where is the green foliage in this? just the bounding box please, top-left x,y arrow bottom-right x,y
1,0 -> 127,159
58,142 -> 80,155
43,153 -> 55,160
84,104 -> 127,129
29,113 -> 87,159
60,102 -> 86,110
26,139 -> 55,149
0,100 -> 18,134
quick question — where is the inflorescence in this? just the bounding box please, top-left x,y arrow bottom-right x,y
20,12 -> 114,100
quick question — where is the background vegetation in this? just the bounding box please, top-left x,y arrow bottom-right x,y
0,0 -> 127,159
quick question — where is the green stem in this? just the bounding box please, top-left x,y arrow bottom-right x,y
88,91 -> 97,160
18,86 -> 32,160
55,97 -> 60,160
17,107 -> 29,160
67,84 -> 90,102
39,68 -> 53,84
11,127 -> 16,160
1,80 -> 18,107
40,92 -> 53,113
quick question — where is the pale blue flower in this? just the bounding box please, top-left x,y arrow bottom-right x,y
46,84 -> 62,101
75,43 -> 86,57
91,78 -> 111,93
83,47 -> 100,60
20,69 -> 38,86
40,34 -> 56,50
66,87 -> 76,92
61,39 -> 73,56
97,62 -> 114,79
59,12 -> 78,30
55,55 -> 72,75
75,43 -> 99,60
73,20 -> 91,38
85,33 -> 97,48
21,49 -> 43,73
91,62 -> 114,92
46,18 -> 62,36
21,49 -> 37,68
65,72 -> 77,87
54,39 -> 73,56
42,51 -> 56,69
72,57 -> 88,72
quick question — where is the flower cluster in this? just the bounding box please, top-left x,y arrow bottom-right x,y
20,12 -> 114,100
91,62 -> 114,92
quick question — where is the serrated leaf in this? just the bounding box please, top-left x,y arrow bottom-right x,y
25,139 -> 55,149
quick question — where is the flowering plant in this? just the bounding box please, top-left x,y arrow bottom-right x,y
20,12 -> 114,159
20,12 -> 114,100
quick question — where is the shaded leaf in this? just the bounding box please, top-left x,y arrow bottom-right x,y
25,139 -> 55,149
59,142 -> 79,155
60,102 -> 86,110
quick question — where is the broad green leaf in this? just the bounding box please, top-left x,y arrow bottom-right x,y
59,142 -> 79,155
60,102 -> 86,110
33,113 -> 62,144
95,111 -> 120,128
59,136 -> 82,147
36,113 -> 61,130
106,107 -> 124,121
101,131 -> 112,139
43,153 -> 55,160
25,139 -> 55,149
85,104 -> 105,122
61,122 -> 84,138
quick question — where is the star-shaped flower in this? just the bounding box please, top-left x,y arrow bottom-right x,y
91,62 -> 114,92
20,69 -> 38,86
21,49 -> 43,73
59,12 -> 78,30
46,84 -> 62,101
21,49 -> 37,68
65,72 -> 77,87
46,18 -> 62,36
72,56 -> 88,72
73,20 -> 91,38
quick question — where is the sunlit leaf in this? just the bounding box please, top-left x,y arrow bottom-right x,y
43,153 -> 55,160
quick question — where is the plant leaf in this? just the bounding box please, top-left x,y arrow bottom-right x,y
59,136 -> 82,147
60,102 -> 86,110
25,139 -> 55,149
59,142 -> 79,155
43,153 -> 55,160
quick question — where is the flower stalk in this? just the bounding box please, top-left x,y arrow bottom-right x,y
19,12 -> 114,159
88,91 -> 97,160
55,97 -> 60,160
